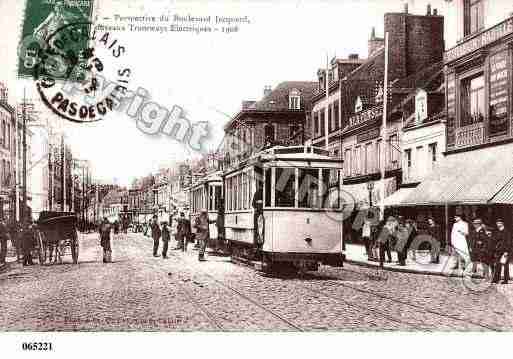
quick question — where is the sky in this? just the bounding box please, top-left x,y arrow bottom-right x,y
0,0 -> 454,187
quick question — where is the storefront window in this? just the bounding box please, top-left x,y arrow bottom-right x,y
275,168 -> 296,207
460,74 -> 485,127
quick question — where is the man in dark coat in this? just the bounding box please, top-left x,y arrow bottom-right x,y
491,219 -> 512,284
150,215 -> 161,257
161,222 -> 170,259
376,216 -> 396,268
21,221 -> 35,266
99,217 -> 112,263
468,218 -> 492,276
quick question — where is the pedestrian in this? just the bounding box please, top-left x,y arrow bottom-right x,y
175,212 -> 185,251
0,218 -> 10,265
216,201 -> 225,253
450,213 -> 469,270
195,210 -> 214,261
395,218 -> 410,266
161,222 -> 170,259
182,212 -> 191,252
150,215 -> 161,257
491,219 -> 511,284
468,218 -> 492,277
376,216 -> 396,268
21,220 -> 35,266
426,217 -> 441,264
362,212 -> 373,260
99,217 -> 112,263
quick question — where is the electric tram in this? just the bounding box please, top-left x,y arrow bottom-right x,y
222,145 -> 345,272
190,170 -> 223,246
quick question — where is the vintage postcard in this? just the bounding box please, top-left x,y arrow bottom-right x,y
1,0 -> 513,356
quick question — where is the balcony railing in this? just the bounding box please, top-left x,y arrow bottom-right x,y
455,122 -> 486,148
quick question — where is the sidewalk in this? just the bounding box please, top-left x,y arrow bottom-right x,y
344,243 -> 513,278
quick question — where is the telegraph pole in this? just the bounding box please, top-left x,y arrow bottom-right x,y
61,134 -> 65,211
379,32 -> 389,221
22,89 -> 27,223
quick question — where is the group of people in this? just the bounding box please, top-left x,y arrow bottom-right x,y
362,214 -> 442,268
451,215 -> 512,284
360,210 -> 512,284
0,218 -> 39,267
149,210 -> 214,261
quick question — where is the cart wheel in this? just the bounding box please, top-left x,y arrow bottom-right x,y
37,231 -> 46,265
71,231 -> 79,264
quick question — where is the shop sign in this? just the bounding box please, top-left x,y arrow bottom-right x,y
445,17 -> 513,63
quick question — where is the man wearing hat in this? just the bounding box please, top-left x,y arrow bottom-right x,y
491,218 -> 512,284
150,215 -> 161,257
376,216 -> 396,268
195,210 -> 216,261
468,217 -> 492,277
450,212 -> 469,270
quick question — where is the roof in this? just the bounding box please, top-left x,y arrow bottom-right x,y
253,81 -> 317,112
400,143 -> 513,206
225,81 -> 317,130
392,61 -> 444,91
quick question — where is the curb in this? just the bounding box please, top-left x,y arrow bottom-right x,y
345,258 -> 464,278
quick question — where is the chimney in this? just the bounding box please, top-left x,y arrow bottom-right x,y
263,85 -> 272,98
0,83 -> 7,103
404,2 -> 408,14
348,54 -> 359,60
370,26 -> 376,40
427,4 -> 432,16
433,8 -> 438,16
242,100 -> 256,110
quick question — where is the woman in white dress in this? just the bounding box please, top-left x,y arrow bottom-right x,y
451,214 -> 469,269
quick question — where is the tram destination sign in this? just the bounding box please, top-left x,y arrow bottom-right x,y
445,17 -> 513,63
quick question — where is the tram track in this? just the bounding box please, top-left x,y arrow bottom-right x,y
305,268 -> 502,331
167,251 -> 305,331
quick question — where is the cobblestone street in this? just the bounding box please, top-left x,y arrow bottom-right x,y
1,232 -> 513,331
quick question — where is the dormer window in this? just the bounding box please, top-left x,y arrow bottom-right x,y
289,89 -> 301,110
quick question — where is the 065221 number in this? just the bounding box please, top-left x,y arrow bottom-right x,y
22,342 -> 53,351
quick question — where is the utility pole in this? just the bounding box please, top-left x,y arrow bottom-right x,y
22,89 -> 27,223
324,53 -> 330,150
61,134 -> 65,211
379,32 -> 389,221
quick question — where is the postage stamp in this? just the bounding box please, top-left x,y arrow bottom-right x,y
17,0 -> 95,79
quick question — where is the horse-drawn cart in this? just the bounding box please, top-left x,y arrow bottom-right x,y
36,211 -> 79,265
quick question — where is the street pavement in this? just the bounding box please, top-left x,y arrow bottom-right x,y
0,232 -> 513,331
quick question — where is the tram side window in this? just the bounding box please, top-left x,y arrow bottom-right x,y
264,168 -> 272,207
322,169 -> 340,209
298,168 -> 319,208
275,167 -> 296,207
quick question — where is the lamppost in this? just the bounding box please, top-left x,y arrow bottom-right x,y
367,181 -> 374,209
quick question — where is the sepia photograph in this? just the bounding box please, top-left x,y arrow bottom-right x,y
1,0 -> 513,356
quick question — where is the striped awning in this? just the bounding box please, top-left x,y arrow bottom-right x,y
400,143 -> 513,206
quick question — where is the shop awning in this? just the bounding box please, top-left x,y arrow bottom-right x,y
400,143 -> 513,206
379,187 -> 416,207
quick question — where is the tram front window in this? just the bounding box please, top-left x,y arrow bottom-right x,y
298,168 -> 319,208
322,169 -> 340,209
275,168 -> 295,207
